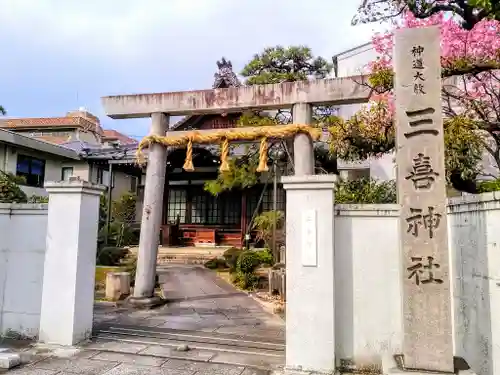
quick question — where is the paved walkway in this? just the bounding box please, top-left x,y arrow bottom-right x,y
9,265 -> 285,375
94,265 -> 284,338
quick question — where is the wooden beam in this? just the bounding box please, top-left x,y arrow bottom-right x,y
101,76 -> 371,119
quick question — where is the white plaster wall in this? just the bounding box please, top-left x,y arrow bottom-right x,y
334,193 -> 500,375
0,203 -> 48,338
448,192 -> 500,375
334,204 -> 402,368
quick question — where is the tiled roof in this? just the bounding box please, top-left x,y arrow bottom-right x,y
102,129 -> 137,145
33,135 -> 72,145
0,129 -> 80,160
0,115 -> 103,135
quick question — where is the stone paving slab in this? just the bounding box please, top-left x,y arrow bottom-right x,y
210,351 -> 284,368
85,341 -> 149,354
91,352 -> 167,367
25,358 -> 119,374
138,345 -> 216,361
6,352 -> 271,375
6,369 -> 59,375
99,363 -> 193,375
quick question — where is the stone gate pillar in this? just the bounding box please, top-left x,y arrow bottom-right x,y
282,174 -> 336,374
131,112 -> 169,304
284,102 -> 336,374
39,178 -> 105,346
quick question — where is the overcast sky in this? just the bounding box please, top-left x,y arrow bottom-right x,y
0,0 -> 383,139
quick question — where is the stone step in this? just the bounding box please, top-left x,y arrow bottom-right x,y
94,322 -> 285,350
91,328 -> 284,370
89,339 -> 281,372
93,327 -> 284,356
156,254 -> 217,265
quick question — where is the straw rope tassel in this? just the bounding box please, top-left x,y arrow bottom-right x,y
183,137 -> 194,171
256,137 -> 269,172
135,124 -> 322,166
219,138 -> 230,172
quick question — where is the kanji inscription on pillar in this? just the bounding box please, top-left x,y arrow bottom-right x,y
301,209 -> 317,267
394,26 -> 453,373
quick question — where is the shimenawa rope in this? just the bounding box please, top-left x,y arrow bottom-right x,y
136,124 -> 320,173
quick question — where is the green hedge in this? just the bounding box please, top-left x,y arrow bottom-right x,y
335,178 -> 396,204
0,172 -> 27,203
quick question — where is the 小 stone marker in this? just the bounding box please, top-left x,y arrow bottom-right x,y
395,26 -> 454,373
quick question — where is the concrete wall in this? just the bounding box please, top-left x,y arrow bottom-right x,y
112,171 -> 137,201
334,192 -> 500,375
68,161 -> 91,181
0,203 -> 48,338
88,165 -> 137,202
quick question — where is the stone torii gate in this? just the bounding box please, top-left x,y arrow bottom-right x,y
101,77 -> 370,374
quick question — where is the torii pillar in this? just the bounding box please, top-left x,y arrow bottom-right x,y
281,103 -> 337,374
129,112 -> 169,305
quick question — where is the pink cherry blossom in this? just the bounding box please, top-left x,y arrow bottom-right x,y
365,11 -> 499,127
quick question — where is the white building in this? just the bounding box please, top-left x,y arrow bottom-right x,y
332,42 -> 396,181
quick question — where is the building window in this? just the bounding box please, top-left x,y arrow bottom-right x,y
223,193 -> 241,225
130,176 -> 138,193
167,189 -> 187,223
206,194 -> 221,224
246,186 -> 286,223
97,168 -> 113,187
16,155 -> 46,188
191,193 -> 207,224
61,167 -> 74,181
261,187 -> 286,212
167,187 -> 245,225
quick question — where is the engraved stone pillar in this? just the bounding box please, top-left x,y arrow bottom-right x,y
292,103 -> 314,176
394,26 -> 453,373
282,175 -> 336,374
130,112 -> 168,305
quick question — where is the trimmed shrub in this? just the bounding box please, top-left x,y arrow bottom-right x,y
96,246 -> 129,266
223,247 -> 244,272
231,271 -> 259,290
204,257 -> 228,270
237,250 -> 261,274
256,248 -> 273,266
